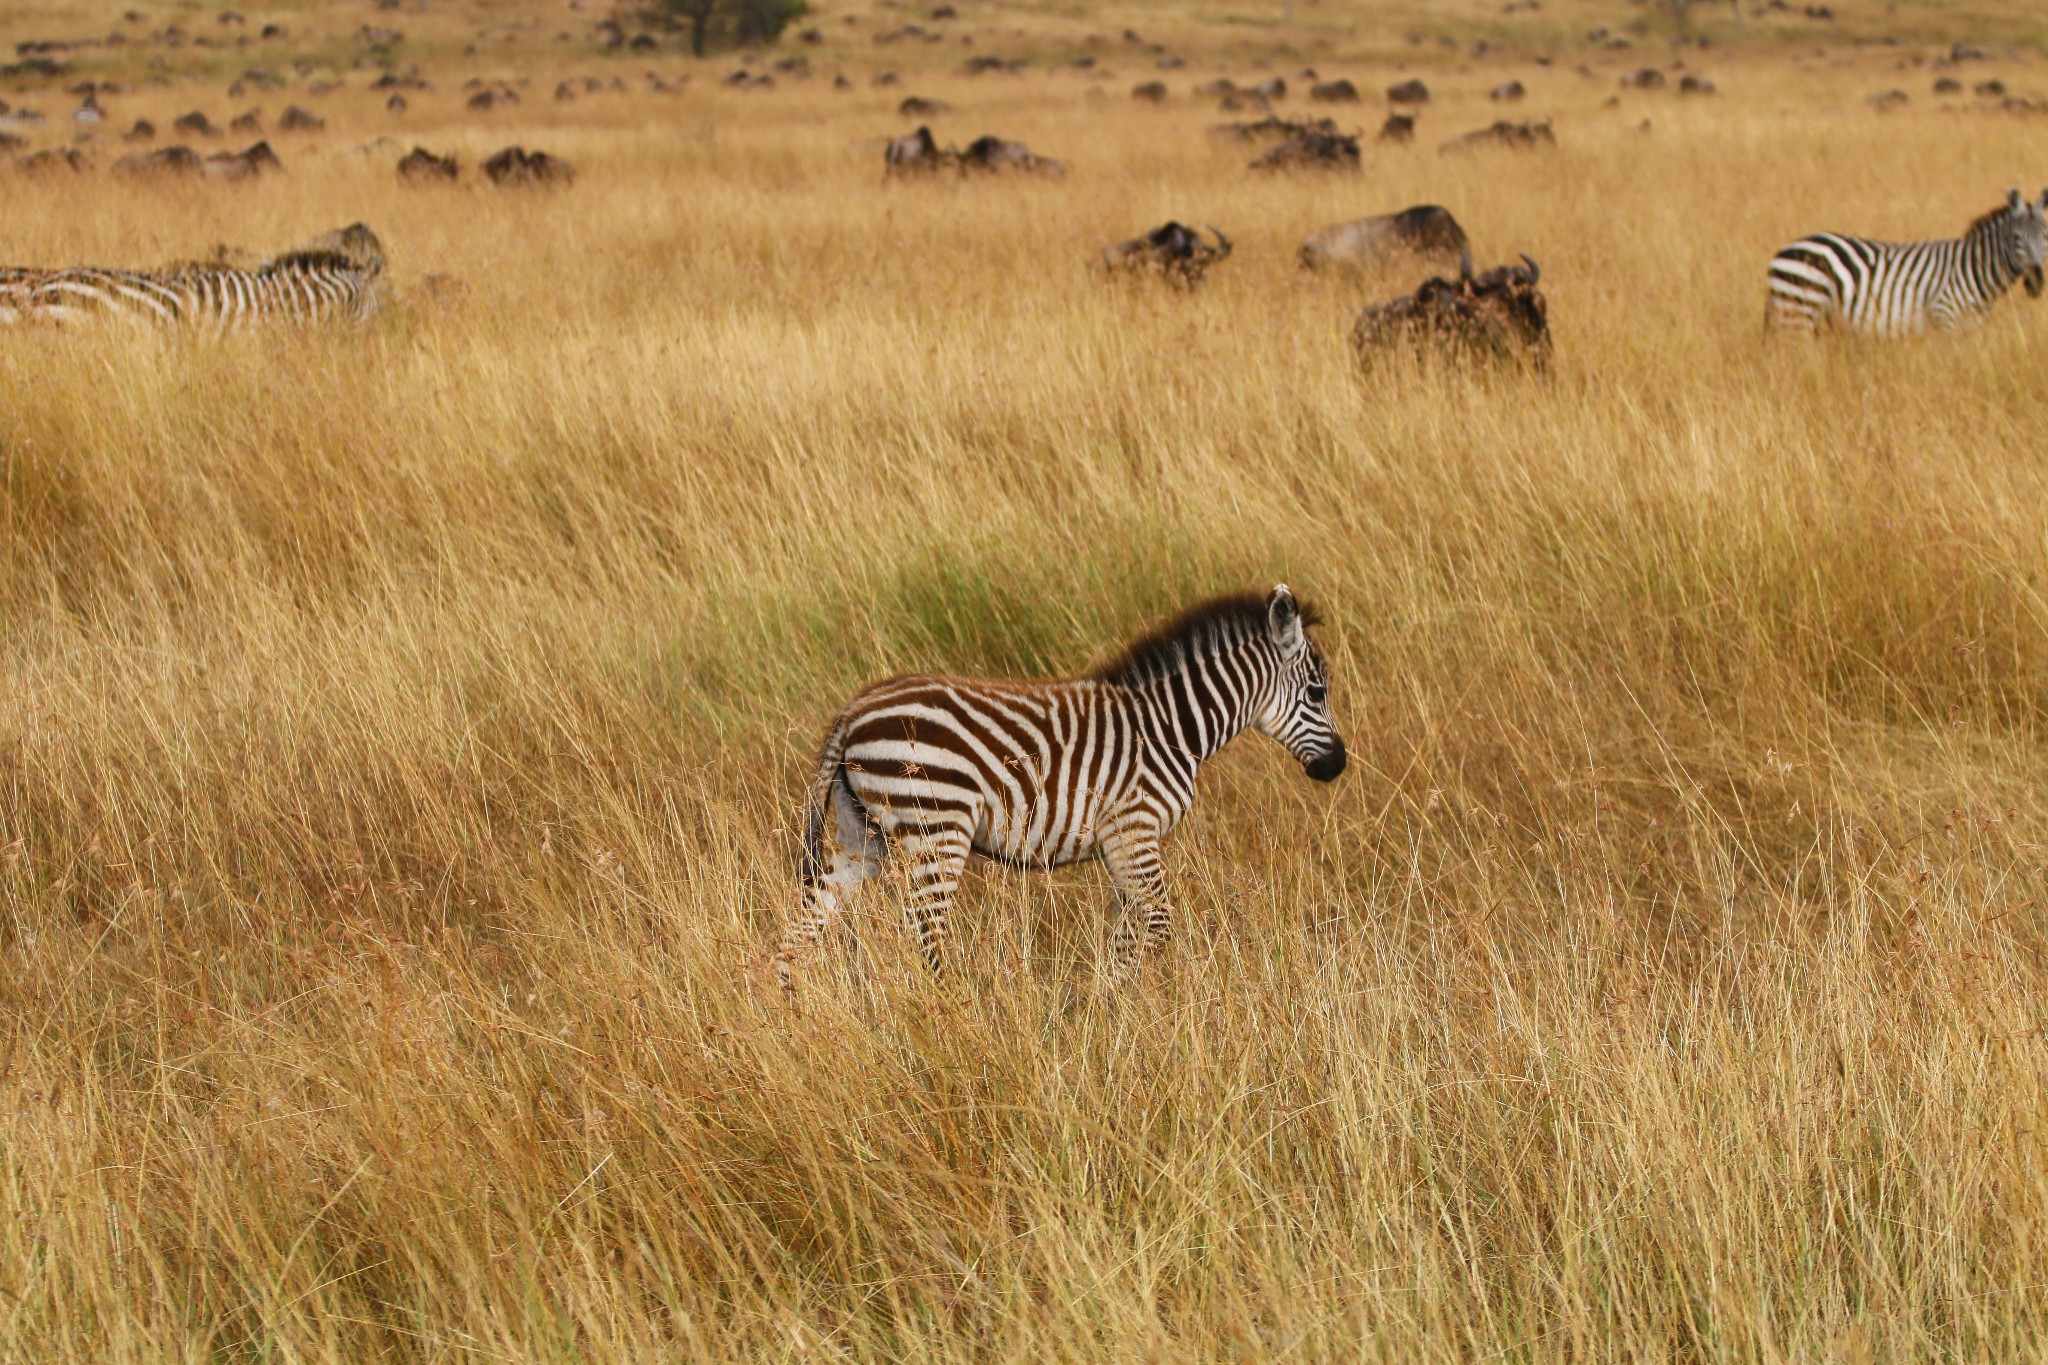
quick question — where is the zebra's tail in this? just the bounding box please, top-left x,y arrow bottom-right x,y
800,716 -> 854,885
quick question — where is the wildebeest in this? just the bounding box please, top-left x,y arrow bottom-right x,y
958,134 -> 1064,177
1300,205 -> 1469,273
898,95 -> 949,116
397,145 -> 458,182
885,126 -> 1064,179
1351,254 -> 1551,369
1379,112 -> 1415,142
17,147 -> 87,173
1209,114 -> 1337,143
115,144 -> 202,176
1490,80 -> 1526,102
1386,78 -> 1430,104
201,140 -> 281,180
483,146 -> 574,185
1311,78 -> 1359,103
1098,221 -> 1232,287
172,109 -> 219,137
278,104 -> 324,131
1249,128 -> 1360,172
885,124 -> 954,175
1440,118 -> 1554,153
1131,80 -> 1166,103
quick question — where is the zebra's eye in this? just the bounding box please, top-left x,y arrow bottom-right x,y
1305,683 -> 1328,706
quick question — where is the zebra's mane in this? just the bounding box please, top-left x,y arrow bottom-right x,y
263,249 -> 380,276
1965,202 -> 2018,237
1091,591 -> 1321,685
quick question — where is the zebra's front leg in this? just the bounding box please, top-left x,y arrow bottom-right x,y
1100,828 -> 1173,986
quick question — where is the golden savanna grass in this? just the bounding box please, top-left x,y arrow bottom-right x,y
6,0 -> 2048,1357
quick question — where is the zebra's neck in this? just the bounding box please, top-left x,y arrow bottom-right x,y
1962,218 -> 2022,301
1125,631 -> 1268,767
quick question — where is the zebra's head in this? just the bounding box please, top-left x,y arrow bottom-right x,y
1256,584 -> 1347,783
1997,188 -> 2048,297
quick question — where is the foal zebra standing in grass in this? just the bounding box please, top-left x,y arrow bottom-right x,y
776,586 -> 1347,992
1766,188 -> 2048,336
0,223 -> 388,329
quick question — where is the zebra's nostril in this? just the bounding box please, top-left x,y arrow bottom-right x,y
1304,744 -> 1347,783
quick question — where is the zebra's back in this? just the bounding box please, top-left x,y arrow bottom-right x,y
1767,233 -> 1946,336
0,224 -> 386,330
834,674 -> 1144,869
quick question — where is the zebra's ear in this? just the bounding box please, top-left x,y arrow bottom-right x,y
2010,188 -> 2024,210
1267,584 -> 1304,659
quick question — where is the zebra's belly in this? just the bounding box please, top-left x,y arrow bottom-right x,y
971,790 -> 1109,869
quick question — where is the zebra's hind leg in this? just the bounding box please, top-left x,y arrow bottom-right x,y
776,787 -> 888,991
776,850 -> 885,990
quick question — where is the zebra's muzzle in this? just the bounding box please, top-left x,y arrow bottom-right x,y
2025,266 -> 2045,299
1304,742 -> 1347,783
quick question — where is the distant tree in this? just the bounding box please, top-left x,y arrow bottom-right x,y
636,0 -> 808,56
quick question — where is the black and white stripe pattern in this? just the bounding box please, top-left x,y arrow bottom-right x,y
1767,188 -> 2048,336
0,223 -> 387,330
776,585 -> 1347,990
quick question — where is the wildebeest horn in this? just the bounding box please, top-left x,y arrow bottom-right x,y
1207,225 -> 1232,257
1459,249 -> 1473,282
1520,253 -> 1539,283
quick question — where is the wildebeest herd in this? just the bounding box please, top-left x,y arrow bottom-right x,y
2,43 -> 2043,361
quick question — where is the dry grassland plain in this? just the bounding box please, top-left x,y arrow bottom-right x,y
6,0 -> 2048,1358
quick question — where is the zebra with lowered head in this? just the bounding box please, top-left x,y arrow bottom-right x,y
776,585 -> 1347,992
1767,187 -> 2048,336
0,223 -> 388,329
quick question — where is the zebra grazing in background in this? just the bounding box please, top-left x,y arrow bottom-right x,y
1767,188 -> 2048,336
0,223 -> 388,329
776,585 -> 1347,992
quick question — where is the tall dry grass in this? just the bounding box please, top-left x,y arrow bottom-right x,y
5,0 -> 2048,1357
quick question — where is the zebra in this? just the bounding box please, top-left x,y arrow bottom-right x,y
0,223 -> 387,329
775,585 -> 1347,992
1766,188 -> 2048,336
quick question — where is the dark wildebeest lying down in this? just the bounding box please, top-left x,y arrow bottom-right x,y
958,134 -> 1065,177
1098,221 -> 1232,287
1440,118 -> 1556,153
1351,254 -> 1551,369
1248,128 -> 1361,172
1299,204 -> 1468,273
397,146 -> 460,183
483,146 -> 575,186
1208,114 -> 1339,143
